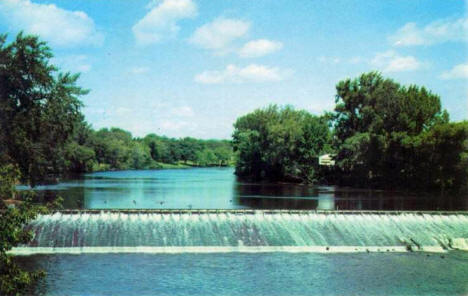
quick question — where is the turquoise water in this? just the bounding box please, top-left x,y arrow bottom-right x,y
18,252 -> 468,296
24,168 -> 468,210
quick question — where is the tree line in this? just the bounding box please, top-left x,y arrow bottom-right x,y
65,125 -> 233,174
233,73 -> 468,195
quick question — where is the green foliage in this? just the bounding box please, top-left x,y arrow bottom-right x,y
410,121 -> 468,193
332,72 -> 467,192
0,165 -> 48,296
92,128 -> 133,169
0,32 -> 87,187
0,32 -> 72,296
64,141 -> 96,173
232,105 -> 331,182
0,197 -> 50,296
61,128 -> 234,173
138,134 -> 233,168
0,164 -> 20,200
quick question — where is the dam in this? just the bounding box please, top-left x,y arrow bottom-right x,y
12,210 -> 468,255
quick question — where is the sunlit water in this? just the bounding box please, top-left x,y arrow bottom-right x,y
21,167 -> 468,210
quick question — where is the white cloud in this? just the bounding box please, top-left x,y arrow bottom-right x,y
132,0 -> 197,46
0,0 -> 103,47
371,50 -> 423,72
440,63 -> 468,80
238,39 -> 283,58
194,64 -> 292,84
390,18 -> 468,47
189,18 -> 250,54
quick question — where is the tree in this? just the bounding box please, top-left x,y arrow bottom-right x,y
129,141 -> 153,169
92,128 -> 132,170
411,121 -> 468,193
179,137 -> 200,163
63,121 -> 96,173
232,105 -> 330,182
0,32 -> 83,295
332,72 -> 467,192
0,164 -> 47,295
64,141 -> 96,173
0,33 -> 87,187
143,134 -> 161,161
213,145 -> 232,166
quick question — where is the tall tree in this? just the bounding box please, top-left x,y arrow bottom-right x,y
332,72 -> 466,192
0,33 -> 88,187
0,32 -> 85,295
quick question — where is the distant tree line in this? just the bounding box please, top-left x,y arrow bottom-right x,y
64,125 -> 233,174
233,73 -> 468,195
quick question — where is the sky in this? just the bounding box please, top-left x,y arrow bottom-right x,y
0,0 -> 467,139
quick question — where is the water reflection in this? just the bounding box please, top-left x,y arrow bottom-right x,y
22,167 -> 468,211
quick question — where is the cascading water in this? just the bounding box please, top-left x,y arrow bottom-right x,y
11,210 -> 468,255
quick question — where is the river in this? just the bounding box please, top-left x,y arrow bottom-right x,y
22,167 -> 468,211
15,167 -> 468,295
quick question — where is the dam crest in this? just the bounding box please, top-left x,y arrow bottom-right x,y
12,210 -> 468,255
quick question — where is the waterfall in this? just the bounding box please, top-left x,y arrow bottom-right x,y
11,210 -> 468,254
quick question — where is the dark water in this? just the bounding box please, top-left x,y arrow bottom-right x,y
17,252 -> 468,296
22,167 -> 468,210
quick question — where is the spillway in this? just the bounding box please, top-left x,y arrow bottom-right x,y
11,210 -> 468,255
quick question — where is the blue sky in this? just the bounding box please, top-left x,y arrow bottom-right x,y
0,0 -> 467,139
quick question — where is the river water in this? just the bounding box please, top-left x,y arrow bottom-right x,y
17,252 -> 468,296
15,168 -> 468,295
23,167 -> 468,211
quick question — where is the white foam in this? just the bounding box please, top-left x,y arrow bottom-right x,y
452,238 -> 468,251
9,245 -> 446,256
20,212 -> 468,251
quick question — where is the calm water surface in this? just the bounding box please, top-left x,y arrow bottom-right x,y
25,167 -> 468,210
17,252 -> 468,296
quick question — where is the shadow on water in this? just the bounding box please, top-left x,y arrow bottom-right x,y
21,167 -> 468,211
233,182 -> 468,211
